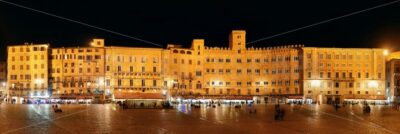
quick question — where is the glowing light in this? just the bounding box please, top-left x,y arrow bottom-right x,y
2,82 -> 5,87
98,79 -> 104,85
35,79 -> 43,84
311,80 -> 321,88
162,89 -> 167,95
383,50 -> 389,56
377,91 -> 381,95
368,81 -> 378,88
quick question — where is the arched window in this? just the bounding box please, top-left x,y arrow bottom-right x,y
180,50 -> 185,54
173,50 -> 178,53
256,88 -> 260,93
187,51 -> 192,55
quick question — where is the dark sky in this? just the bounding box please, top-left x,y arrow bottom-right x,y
1,0 -> 400,60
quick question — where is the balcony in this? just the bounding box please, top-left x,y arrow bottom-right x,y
332,77 -> 355,82
114,72 -> 161,77
181,75 -> 194,80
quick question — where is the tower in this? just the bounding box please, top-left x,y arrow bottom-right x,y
229,30 -> 246,53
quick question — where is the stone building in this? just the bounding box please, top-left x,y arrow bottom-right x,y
4,30 -> 390,104
302,47 -> 386,104
7,44 -> 49,103
386,51 -> 400,102
0,61 -> 6,99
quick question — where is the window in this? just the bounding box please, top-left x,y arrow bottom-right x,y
247,69 -> 252,74
142,79 -> 145,86
335,82 -> 339,88
237,69 -> 242,74
118,66 -> 122,72
320,72 -> 323,78
106,79 -> 110,86
237,82 -> 242,86
118,79 -> 122,86
327,72 -> 331,78
153,80 -> 157,86
196,71 -> 202,76
237,59 -> 242,63
226,59 -> 231,63
226,69 -> 231,73
308,72 -> 311,78
153,67 -> 157,72
247,59 -> 252,63
142,66 -> 145,72
95,55 -> 101,59
219,69 -> 223,73
255,69 -> 260,74
365,73 -> 369,78
106,66 -> 110,71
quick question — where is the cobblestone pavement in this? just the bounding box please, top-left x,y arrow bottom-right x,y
0,103 -> 399,134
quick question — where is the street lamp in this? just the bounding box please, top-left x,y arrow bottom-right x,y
383,50 -> 389,56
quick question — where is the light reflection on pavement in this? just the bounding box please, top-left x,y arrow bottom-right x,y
0,103 -> 399,134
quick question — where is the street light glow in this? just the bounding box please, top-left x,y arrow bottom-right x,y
311,80 -> 321,88
368,81 -> 379,88
384,50 -> 389,56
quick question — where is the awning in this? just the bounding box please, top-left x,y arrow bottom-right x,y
180,95 -> 253,100
52,94 -> 93,99
114,92 -> 166,100
288,96 -> 303,99
344,95 -> 386,100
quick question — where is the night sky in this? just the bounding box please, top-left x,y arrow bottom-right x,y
1,0 -> 400,60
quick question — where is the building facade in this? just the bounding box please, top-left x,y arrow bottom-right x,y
0,61 -> 6,100
386,52 -> 400,102
163,31 -> 303,103
50,39 -> 106,103
302,47 -> 386,104
7,44 -> 49,103
5,30 -> 391,104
